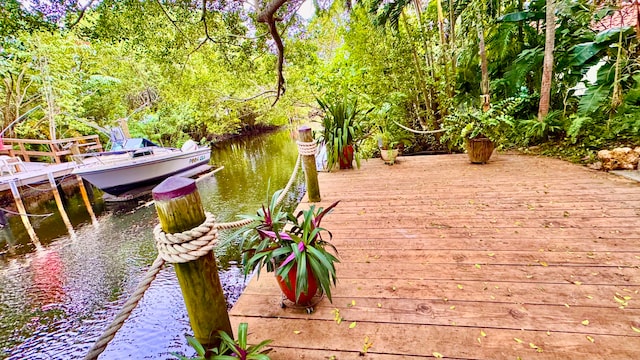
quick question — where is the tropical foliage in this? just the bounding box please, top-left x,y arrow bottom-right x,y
1,0 -> 638,159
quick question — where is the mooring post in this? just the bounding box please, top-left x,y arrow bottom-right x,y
8,180 -> 41,248
47,173 -> 74,236
76,176 -> 98,225
298,126 -> 321,202
152,176 -> 232,348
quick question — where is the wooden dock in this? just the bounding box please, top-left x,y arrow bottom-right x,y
230,153 -> 640,359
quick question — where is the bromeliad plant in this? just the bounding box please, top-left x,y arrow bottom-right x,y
239,190 -> 340,304
173,323 -> 272,360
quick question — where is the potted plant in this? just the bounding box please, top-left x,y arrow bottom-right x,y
440,97 -> 523,164
317,96 -> 370,170
376,125 -> 411,165
238,190 -> 340,305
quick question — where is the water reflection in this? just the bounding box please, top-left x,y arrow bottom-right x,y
0,129 -> 303,359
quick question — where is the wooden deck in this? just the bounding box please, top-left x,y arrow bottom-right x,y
229,153 -> 640,359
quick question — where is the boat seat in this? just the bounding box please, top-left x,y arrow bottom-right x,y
0,155 -> 24,175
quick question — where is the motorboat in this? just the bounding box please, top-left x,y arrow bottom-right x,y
72,138 -> 211,196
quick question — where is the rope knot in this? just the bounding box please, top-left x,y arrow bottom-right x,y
154,212 -> 219,263
296,140 -> 317,156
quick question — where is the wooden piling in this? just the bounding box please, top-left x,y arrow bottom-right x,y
298,126 -> 321,203
47,172 -> 74,236
152,176 -> 232,348
76,175 -> 98,225
8,180 -> 41,247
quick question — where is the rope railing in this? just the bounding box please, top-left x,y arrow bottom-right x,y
84,140 -> 313,359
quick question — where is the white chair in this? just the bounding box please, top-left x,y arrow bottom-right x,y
0,155 -> 24,175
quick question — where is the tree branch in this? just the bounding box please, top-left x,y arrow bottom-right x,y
257,0 -> 289,106
154,0 -> 187,39
67,0 -> 97,29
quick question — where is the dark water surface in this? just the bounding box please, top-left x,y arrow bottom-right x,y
0,129 -> 303,359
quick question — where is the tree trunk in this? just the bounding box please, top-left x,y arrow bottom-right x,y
477,14 -> 490,112
538,0 -> 556,121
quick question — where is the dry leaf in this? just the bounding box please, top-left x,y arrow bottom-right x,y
349,322 -> 357,329
349,300 -> 356,307
586,335 -> 595,343
540,261 -> 548,267
475,264 -> 481,269
293,330 -> 301,334
377,303 -> 382,308
488,252 -> 495,257
433,352 -> 444,358
564,304 -> 571,308
573,281 -> 582,286
457,284 -> 464,290
586,295 -> 593,299
477,337 -> 482,344
514,338 -> 523,344
480,330 -> 487,337
631,326 -> 640,333
546,331 -> 551,336
362,336 -> 373,353
581,320 -> 589,326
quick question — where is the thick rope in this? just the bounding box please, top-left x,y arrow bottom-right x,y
154,212 -> 219,263
296,140 -> 317,156
84,256 -> 165,360
84,151 -> 304,359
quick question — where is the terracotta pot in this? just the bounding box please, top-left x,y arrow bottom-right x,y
276,264 -> 318,304
380,148 -> 399,164
339,144 -> 354,169
466,138 -> 495,164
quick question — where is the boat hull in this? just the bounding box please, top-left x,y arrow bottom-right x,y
73,147 -> 211,195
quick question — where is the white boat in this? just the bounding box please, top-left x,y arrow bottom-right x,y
72,139 -> 211,196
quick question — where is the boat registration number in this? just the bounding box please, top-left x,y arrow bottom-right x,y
189,155 -> 207,164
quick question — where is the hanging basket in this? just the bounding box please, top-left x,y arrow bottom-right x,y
466,137 -> 495,164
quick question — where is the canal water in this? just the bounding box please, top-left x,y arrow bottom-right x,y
0,129 -> 304,359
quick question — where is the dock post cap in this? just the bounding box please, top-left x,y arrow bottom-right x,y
152,176 -> 196,201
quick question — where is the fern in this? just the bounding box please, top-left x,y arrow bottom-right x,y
566,115 -> 593,144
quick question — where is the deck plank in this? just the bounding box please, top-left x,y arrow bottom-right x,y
229,153 -> 640,359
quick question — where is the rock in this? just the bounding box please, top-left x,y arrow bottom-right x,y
597,147 -> 640,171
587,161 -> 603,170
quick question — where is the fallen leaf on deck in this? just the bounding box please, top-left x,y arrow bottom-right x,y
546,331 -> 551,336
449,305 -> 456,310
488,253 -> 495,257
349,322 -> 357,329
631,326 -> 640,333
573,281 -> 582,286
475,264 -> 481,269
457,284 -> 464,290
433,352 -> 444,358
586,335 -> 595,343
293,330 -> 301,334
349,300 -> 356,307
362,336 -> 373,354
514,338 -> 523,344
581,320 -> 590,326
540,261 -> 548,267
480,330 -> 487,337
377,303 -> 382,308
586,295 -> 593,299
